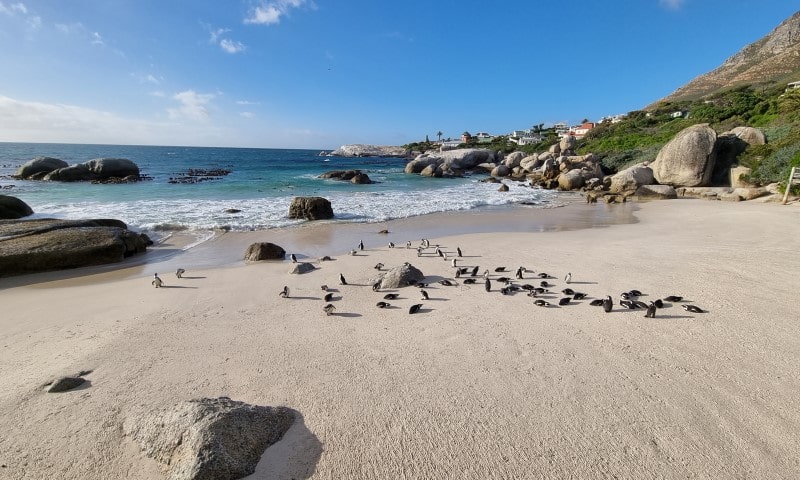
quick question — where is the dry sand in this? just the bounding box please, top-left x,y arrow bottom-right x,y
1,199 -> 799,479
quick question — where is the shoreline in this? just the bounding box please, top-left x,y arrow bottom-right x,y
1,199 -> 800,478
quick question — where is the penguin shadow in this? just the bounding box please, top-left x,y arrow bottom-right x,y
178,276 -> 206,280
286,296 -> 320,300
651,314 -> 697,320
159,285 -> 199,289
333,312 -> 362,318
565,281 -> 598,285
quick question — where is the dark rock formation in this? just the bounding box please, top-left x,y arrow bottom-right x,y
350,172 -> 373,184
168,168 -> 231,184
123,397 -> 295,480
244,242 -> 285,261
652,124 -> 717,187
43,158 -> 140,182
0,218 -> 149,277
319,170 -> 359,181
13,157 -> 69,179
0,195 -> 34,219
288,197 -> 334,220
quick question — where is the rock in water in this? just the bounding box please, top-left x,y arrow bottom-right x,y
124,397 -> 295,480
0,195 -> 34,219
244,242 -> 286,261
13,156 -> 69,179
652,124 -> 717,187
288,197 -> 334,220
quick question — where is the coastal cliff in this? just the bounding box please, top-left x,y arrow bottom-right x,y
330,144 -> 408,158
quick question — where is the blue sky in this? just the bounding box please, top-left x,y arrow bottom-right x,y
0,1 -> 797,149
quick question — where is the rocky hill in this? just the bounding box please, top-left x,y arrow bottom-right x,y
658,10 -> 800,103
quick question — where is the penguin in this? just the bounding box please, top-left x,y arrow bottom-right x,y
321,285 -> 329,291
374,263 -> 384,270
358,240 -> 364,251
442,252 -> 448,261
290,253 -> 298,263
562,288 -> 575,296
339,273 -> 347,285
534,299 -> 549,307
485,278 -> 491,292
422,238 -> 430,248
540,280 -> 550,288
372,281 -> 381,292
500,287 -> 511,295
520,284 -> 535,291
682,304 -> 704,313
436,247 -> 443,257
620,292 -> 631,300
619,299 -> 637,309
451,258 -> 458,268
515,266 -> 525,280
383,293 -> 399,300
421,290 -> 429,300
471,266 -> 480,277
406,241 -> 412,249
558,297 -> 571,306
537,272 -> 551,279
633,300 -> 649,309
463,278 -> 476,284
152,273 -> 164,288
323,304 -> 336,316
456,247 -> 462,257
389,242 -> 395,248
376,301 -> 391,308
664,296 -> 683,302
175,268 -> 185,278
324,292 -> 334,302
439,280 -> 454,286
483,269 -> 490,279
645,302 -> 657,318
350,249 -> 357,256
279,286 -> 290,298
573,292 -> 587,300
494,267 -> 507,272
602,295 -> 613,313
497,277 -> 511,284
589,299 -> 605,307
409,303 -> 423,314
320,255 -> 333,261
564,272 -> 572,284
628,289 -> 643,297
653,299 -> 664,308
417,247 -> 423,257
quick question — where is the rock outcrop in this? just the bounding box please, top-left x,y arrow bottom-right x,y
13,157 -> 69,179
651,124 -> 717,187
15,157 -> 141,182
330,144 -> 408,157
288,197 -> 334,220
0,218 -> 150,277
244,242 -> 285,261
635,184 -> 678,199
123,397 -> 295,480
609,163 -> 655,193
405,149 -> 496,177
0,195 -> 34,219
728,126 -> 766,146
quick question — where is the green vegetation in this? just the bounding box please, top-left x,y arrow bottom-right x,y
576,83 -> 800,186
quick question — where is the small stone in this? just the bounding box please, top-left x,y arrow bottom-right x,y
47,376 -> 86,393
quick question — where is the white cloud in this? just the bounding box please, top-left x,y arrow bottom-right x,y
220,38 -> 246,54
236,100 -> 260,105
55,22 -> 84,35
167,90 -> 215,121
90,31 -> 104,46
659,0 -> 685,10
240,111 -> 255,118
0,2 -> 27,15
209,27 -> 229,43
244,0 -> 314,25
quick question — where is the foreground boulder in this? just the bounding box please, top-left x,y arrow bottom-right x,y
124,397 -> 295,480
0,218 -> 149,277
13,157 -> 69,179
652,124 -> 717,187
372,263 -> 425,289
289,262 -> 316,274
288,197 -> 334,220
0,195 -> 34,219
609,163 -> 655,193
244,242 -> 285,261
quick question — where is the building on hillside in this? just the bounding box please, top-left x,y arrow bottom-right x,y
512,135 -> 544,146
599,114 -> 626,124
461,132 -> 472,143
786,81 -> 800,91
671,110 -> 687,119
474,132 -> 494,143
570,122 -> 595,139
441,140 -> 462,148
553,122 -> 570,138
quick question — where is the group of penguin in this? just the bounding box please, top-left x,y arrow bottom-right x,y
277,237 -> 705,319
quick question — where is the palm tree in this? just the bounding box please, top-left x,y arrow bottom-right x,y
436,131 -> 443,143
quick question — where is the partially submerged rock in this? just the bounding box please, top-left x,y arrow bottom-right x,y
288,197 -> 334,220
13,157 -> 69,179
0,195 -> 34,219
15,157 -> 141,182
123,397 -> 295,480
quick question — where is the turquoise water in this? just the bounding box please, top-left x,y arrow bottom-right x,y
0,142 -> 558,233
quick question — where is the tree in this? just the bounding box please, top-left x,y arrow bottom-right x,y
437,131 -> 443,142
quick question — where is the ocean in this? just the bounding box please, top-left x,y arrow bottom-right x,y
0,142 -> 559,235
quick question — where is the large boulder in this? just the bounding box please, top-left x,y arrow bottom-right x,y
503,151 -> 526,168
373,263 -> 425,289
490,164 -> 510,178
728,126 -> 766,146
123,397 -> 294,480
406,149 -> 496,175
318,170 -> 359,180
519,155 -> 541,172
609,164 -> 655,193
350,172 -> 373,184
42,158 -> 140,182
420,164 -> 441,178
652,124 -> 717,187
0,218 -> 149,277
404,155 -> 439,174
559,135 -> 576,154
0,195 -> 34,219
557,169 -> 585,190
13,156 -> 69,179
288,196 -> 334,220
244,242 -> 285,261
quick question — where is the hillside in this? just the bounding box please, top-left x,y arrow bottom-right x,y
658,10 -> 800,103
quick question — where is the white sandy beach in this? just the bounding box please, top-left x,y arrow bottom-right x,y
1,199 -> 799,479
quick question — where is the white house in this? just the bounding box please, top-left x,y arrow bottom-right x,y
786,81 -> 800,91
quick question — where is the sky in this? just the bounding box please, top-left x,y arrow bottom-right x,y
0,1 -> 798,149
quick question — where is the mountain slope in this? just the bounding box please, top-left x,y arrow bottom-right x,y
659,10 -> 800,103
